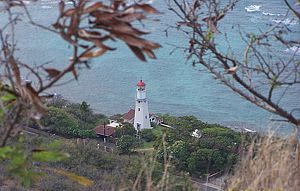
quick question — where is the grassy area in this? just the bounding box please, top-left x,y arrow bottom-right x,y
142,141 -> 154,148
139,125 -> 166,149
152,125 -> 165,137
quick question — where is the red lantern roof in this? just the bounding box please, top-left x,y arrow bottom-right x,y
137,80 -> 145,87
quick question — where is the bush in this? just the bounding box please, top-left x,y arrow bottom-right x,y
116,135 -> 140,154
42,107 -> 97,138
115,123 -> 136,138
42,107 -> 79,135
155,115 -> 241,176
140,129 -> 156,142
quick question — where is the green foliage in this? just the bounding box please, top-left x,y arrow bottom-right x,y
205,28 -> 214,41
187,148 -> 213,174
46,98 -> 108,131
115,123 -> 136,138
32,151 -> 69,162
41,105 -> 98,138
116,135 -> 140,154
43,106 -> 79,131
53,139 -> 146,190
1,92 -> 15,102
0,89 -> 16,120
140,129 -> 156,142
169,141 -> 189,170
44,99 -> 108,138
0,146 -> 13,159
0,136 -> 69,187
155,115 -> 241,176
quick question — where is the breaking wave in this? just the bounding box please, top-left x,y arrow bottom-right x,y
285,46 -> 300,55
272,18 -> 299,25
41,5 -> 52,9
245,5 -> 261,12
262,12 -> 284,16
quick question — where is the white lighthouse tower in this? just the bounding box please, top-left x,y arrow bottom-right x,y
134,80 -> 151,131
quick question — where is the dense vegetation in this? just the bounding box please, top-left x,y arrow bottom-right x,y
0,135 -> 192,190
41,96 -> 108,138
0,0 -> 298,190
42,97 -> 243,178
154,115 -> 242,177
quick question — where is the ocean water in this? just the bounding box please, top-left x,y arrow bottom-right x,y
1,0 -> 299,132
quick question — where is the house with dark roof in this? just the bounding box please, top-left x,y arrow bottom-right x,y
123,109 -> 135,124
93,124 -> 116,142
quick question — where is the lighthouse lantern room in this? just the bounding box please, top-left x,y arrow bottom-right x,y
134,80 -> 151,131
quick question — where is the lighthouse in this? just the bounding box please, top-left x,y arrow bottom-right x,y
134,80 -> 151,131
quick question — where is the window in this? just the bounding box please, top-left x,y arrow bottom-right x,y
138,108 -> 140,111
145,116 -> 147,119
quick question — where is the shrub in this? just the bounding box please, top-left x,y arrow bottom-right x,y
140,129 -> 156,142
116,135 -> 140,154
228,133 -> 300,190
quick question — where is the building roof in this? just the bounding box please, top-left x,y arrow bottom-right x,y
137,80 -> 145,87
93,125 -> 116,136
123,109 -> 135,121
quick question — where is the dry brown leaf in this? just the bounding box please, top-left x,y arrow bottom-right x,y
143,48 -> 156,59
124,7 -> 135,14
80,48 -> 108,60
90,11 -> 115,22
83,2 -> 103,14
78,30 -> 102,39
116,13 -> 146,22
116,33 -> 160,50
67,14 -> 79,35
45,68 -> 61,78
131,4 -> 159,14
25,84 -> 47,114
128,45 -> 146,61
90,39 -> 116,51
111,23 -> 149,36
63,8 -> 76,17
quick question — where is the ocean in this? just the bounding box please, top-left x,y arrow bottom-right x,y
1,0 -> 299,133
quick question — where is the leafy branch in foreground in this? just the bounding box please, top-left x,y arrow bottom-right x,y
168,0 -> 300,128
0,0 -> 160,187
0,0 -> 160,146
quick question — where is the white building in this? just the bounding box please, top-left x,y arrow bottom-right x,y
134,80 -> 151,131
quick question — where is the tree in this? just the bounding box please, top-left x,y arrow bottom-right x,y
0,0 -> 159,146
167,0 -> 300,128
42,106 -> 79,132
169,141 -> 189,170
116,135 -> 140,154
42,106 -> 96,138
79,101 -> 91,122
115,123 -> 136,138
155,115 -> 241,175
140,128 -> 156,142
0,0 -> 160,186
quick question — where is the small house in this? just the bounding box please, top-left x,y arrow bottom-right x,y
123,109 -> 135,124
